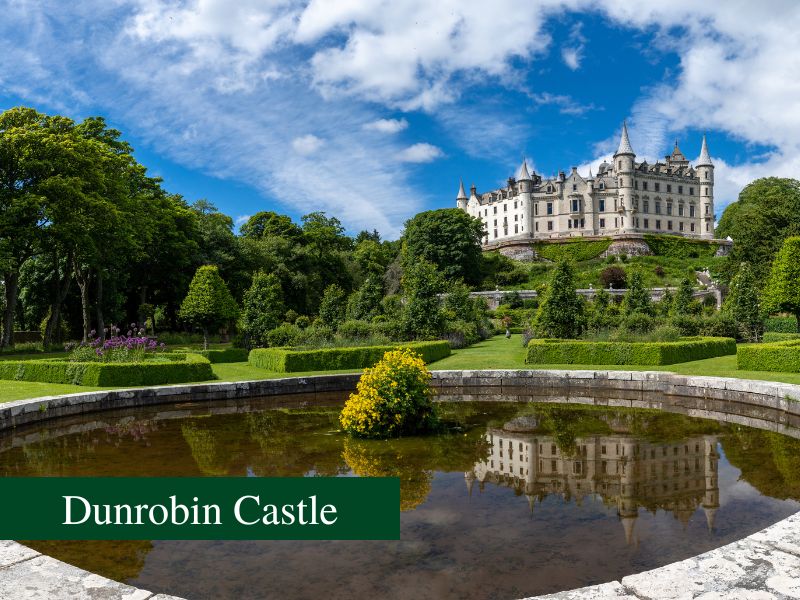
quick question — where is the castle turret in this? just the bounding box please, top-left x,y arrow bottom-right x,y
456,179 -> 468,210
517,160 -> 532,238
696,135 -> 714,239
614,122 -> 635,233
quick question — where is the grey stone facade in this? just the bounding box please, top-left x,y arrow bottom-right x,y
457,124 -> 717,245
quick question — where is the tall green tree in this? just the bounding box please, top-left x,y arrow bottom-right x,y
402,209 -> 484,285
622,270 -> 652,316
534,261 -> 584,339
240,211 -> 304,242
179,265 -> 239,349
346,275 -> 384,321
763,236 -> 800,331
671,278 -> 696,316
723,262 -> 763,342
240,272 -> 285,349
717,178 -> 800,283
318,284 -> 348,329
401,259 -> 445,339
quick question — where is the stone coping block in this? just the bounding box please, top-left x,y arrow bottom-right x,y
2,369 -> 800,599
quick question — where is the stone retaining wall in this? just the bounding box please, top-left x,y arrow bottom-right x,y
3,369 -> 800,599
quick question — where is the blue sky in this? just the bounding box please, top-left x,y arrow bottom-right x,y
1,1 -> 798,238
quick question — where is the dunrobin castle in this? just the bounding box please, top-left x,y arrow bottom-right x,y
457,123 -> 716,246
466,422 -> 720,546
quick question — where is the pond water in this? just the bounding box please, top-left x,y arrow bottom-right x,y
2,393 -> 800,600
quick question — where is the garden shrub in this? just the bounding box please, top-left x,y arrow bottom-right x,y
195,348 -> 249,363
442,320 -> 479,349
599,266 -> 627,289
533,239 -> 612,262
249,341 -> 451,372
763,332 -> 800,343
0,353 -> 213,386
526,337 -> 735,366
643,235 -> 717,259
699,314 -> 738,339
265,323 -> 303,347
765,316 -> 798,333
337,319 -> 377,340
668,315 -> 703,336
621,313 -> 655,333
737,339 -> 800,372
339,348 -> 438,438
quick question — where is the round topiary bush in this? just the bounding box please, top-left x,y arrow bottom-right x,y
339,348 -> 438,438
600,266 -> 627,289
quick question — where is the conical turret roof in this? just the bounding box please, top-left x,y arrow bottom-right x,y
457,179 -> 467,200
615,121 -> 635,156
517,159 -> 531,181
697,135 -> 713,167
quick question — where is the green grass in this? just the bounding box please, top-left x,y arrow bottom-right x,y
501,255 -> 726,291
6,335 -> 800,403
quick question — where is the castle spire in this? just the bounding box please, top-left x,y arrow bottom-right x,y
457,179 -> 467,200
615,121 -> 635,156
517,159 -> 531,181
697,134 -> 713,167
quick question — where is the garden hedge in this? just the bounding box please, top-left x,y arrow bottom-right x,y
0,353 -> 213,386
526,337 -> 736,366
195,347 -> 249,363
762,332 -> 800,343
249,341 -> 451,373
737,339 -> 800,372
642,234 -> 717,259
764,316 -> 798,333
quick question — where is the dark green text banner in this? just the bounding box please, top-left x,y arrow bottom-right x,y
0,477 -> 400,540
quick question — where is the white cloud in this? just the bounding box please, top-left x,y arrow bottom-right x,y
397,143 -> 444,163
363,118 -> 408,134
561,23 -> 586,70
235,214 -> 251,226
291,134 -> 325,155
531,92 -> 596,116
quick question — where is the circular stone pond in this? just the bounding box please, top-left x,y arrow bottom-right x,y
2,382 -> 800,600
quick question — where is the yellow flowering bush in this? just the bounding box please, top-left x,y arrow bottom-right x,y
339,348 -> 438,438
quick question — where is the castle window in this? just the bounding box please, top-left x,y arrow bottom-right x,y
571,199 -> 579,212
599,182 -> 605,190
534,204 -> 538,215
643,181 -> 648,191
689,187 -> 694,195
493,229 -> 498,238
656,220 -> 661,229
678,204 -> 684,216
493,206 -> 497,214
600,218 -> 605,227
547,185 -> 553,193
678,185 -> 683,194
619,178 -> 623,186
572,183 -> 577,191
514,201 -> 517,209
655,201 -> 661,214
690,205 -> 696,217
599,199 -> 605,212
618,161 -> 622,170
515,224 -> 518,234
679,222 -> 684,231
547,221 -> 553,231
705,172 -> 709,180
580,218 -> 585,228
667,184 -> 672,193
503,227 -> 508,235
705,187 -> 709,195
615,218 -> 618,227
547,202 -> 553,215
691,223 -> 695,232
514,214 -> 518,221
493,219 -> 497,226
706,223 -> 710,231
644,218 -> 649,229
504,204 -> 508,212
654,182 -> 660,192
535,223 -> 539,232
667,203 -> 673,215
643,200 -> 649,213
568,219 -> 572,228
668,221 -> 673,230
634,180 -> 639,190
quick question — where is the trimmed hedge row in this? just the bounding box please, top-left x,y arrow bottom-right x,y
763,332 -> 800,343
533,239 -> 612,263
195,348 -> 249,363
765,316 -> 798,333
526,337 -> 736,366
0,353 -> 213,386
249,341 -> 451,373
737,339 -> 800,372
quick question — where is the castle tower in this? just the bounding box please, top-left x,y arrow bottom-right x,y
517,160 -> 532,238
613,122 -> 635,233
456,179 -> 468,211
696,135 -> 715,239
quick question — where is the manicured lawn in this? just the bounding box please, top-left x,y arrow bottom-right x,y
4,335 -> 800,403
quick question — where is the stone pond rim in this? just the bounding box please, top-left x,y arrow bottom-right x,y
2,369 -> 800,600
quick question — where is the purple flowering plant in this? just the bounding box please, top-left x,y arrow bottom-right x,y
65,323 -> 166,363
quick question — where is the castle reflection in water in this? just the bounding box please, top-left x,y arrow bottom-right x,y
466,421 -> 720,545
